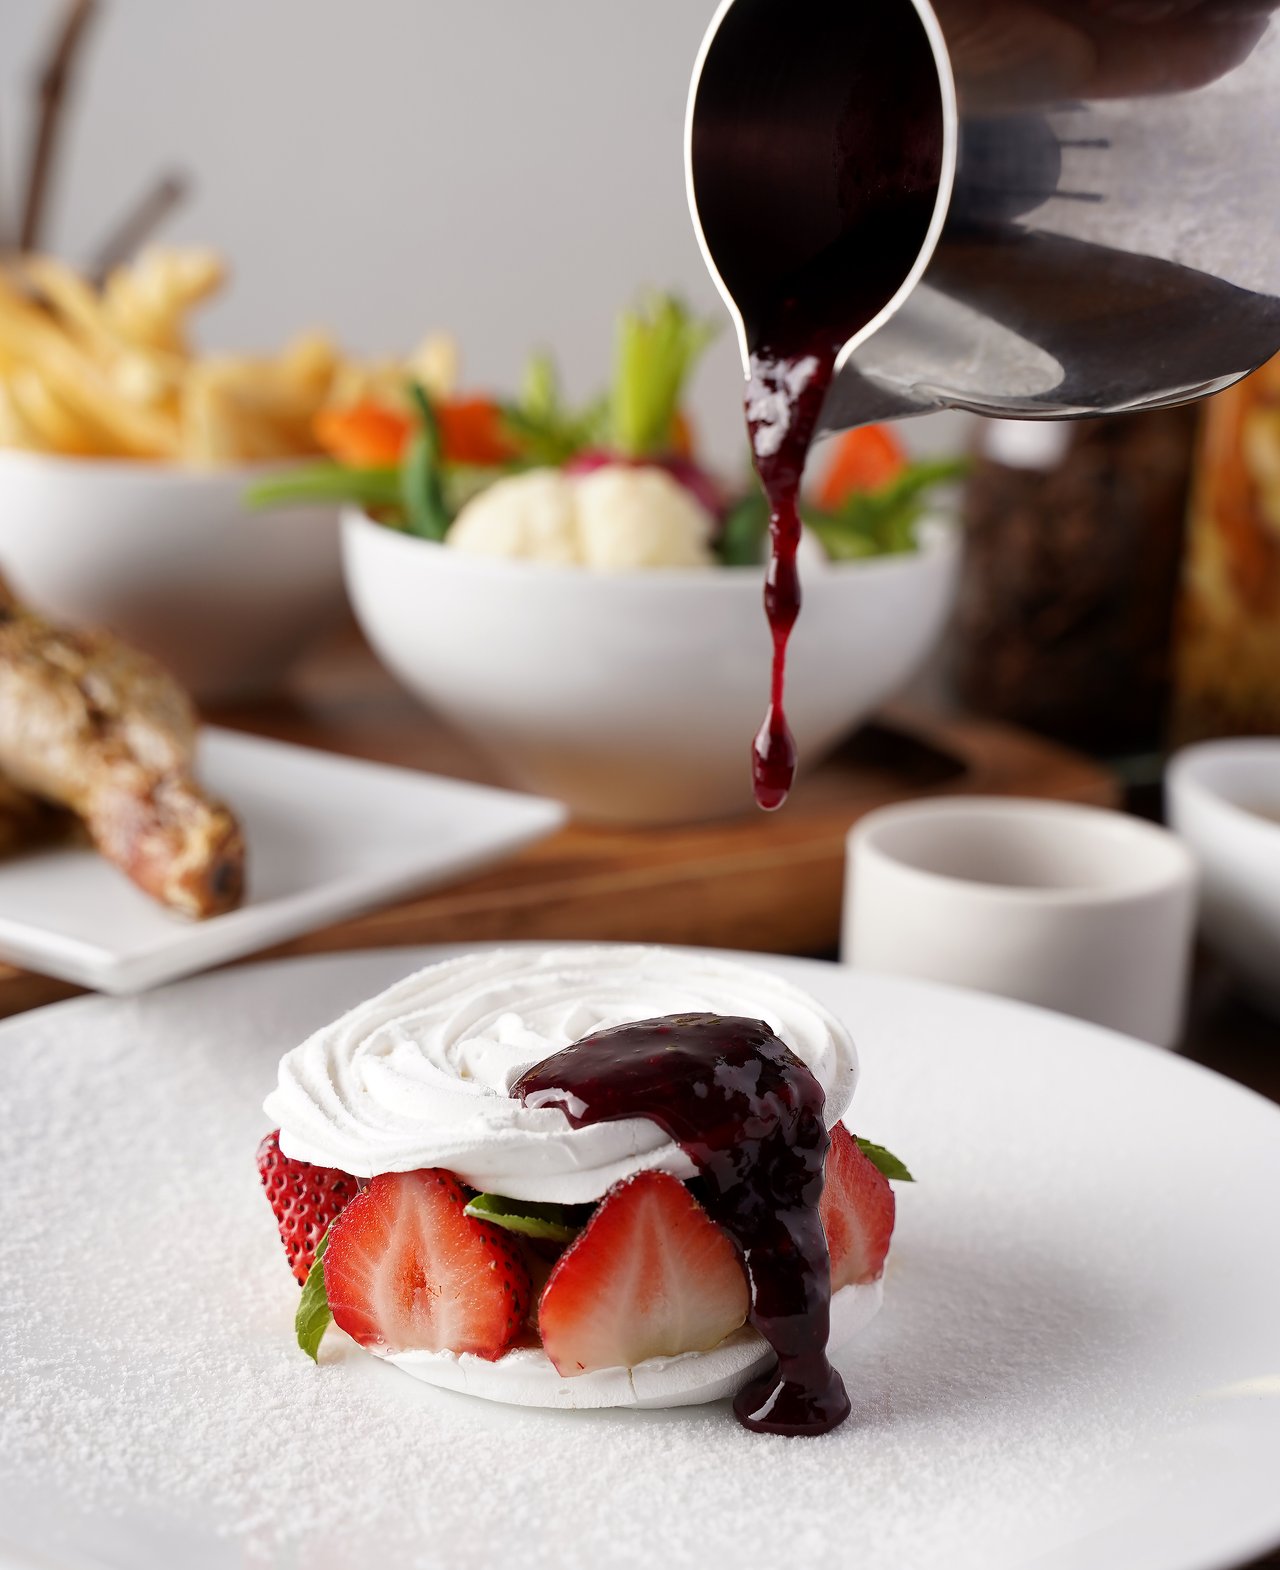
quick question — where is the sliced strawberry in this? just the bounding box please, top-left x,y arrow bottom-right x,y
323,1169 -> 531,1360
256,1128 -> 359,1285
820,1123 -> 896,1290
538,1170 -> 749,1376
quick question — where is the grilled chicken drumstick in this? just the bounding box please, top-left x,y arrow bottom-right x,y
0,574 -> 245,916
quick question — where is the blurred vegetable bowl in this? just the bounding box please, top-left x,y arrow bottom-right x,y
258,294 -> 965,820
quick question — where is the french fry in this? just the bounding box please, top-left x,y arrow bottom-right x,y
179,365 -> 266,468
0,373 -> 44,450
179,371 -> 261,469
406,331 -> 460,400
22,254 -> 187,412
179,360 -> 319,468
0,247 -> 452,468
109,347 -> 184,412
23,254 -> 130,359
325,334 -> 460,414
276,331 -> 341,403
193,355 -> 327,451
7,365 -> 116,454
0,274 -> 177,456
325,356 -> 409,413
101,246 -> 225,354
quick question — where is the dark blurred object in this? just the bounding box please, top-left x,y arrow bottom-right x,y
1183,950 -> 1280,1109
88,172 -> 191,282
15,0 -> 99,253
1,0 -> 186,263
1174,353 -> 1280,741
835,719 -> 965,792
953,408 -> 1198,755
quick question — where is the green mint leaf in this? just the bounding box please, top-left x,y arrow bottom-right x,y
856,1138 -> 915,1184
295,1229 -> 333,1362
465,1192 -> 592,1243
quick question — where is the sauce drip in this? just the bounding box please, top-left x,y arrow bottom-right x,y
746,338 -> 840,809
743,179 -> 938,812
513,1011 -> 847,1436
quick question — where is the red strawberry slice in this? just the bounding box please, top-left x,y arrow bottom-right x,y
538,1170 -> 749,1376
820,1123 -> 895,1290
256,1128 -> 359,1285
323,1169 -> 532,1360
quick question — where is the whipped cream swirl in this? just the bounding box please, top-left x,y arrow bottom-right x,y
265,947 -> 858,1204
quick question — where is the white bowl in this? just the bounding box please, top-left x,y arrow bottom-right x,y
341,507 -> 960,823
0,450 -> 344,702
1167,738 -> 1280,1018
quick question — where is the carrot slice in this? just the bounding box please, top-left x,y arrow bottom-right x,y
668,408 -> 696,458
314,401 -> 412,467
437,397 -> 518,466
815,424 -> 907,509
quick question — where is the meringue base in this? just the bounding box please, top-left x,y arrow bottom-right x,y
379,1278 -> 883,1412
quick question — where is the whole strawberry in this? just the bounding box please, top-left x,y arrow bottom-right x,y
257,1128 -> 358,1284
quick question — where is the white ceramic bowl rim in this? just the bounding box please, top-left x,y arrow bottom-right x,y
342,505 -> 958,588
850,796 -> 1196,907
0,447 -> 301,484
1168,739 -> 1280,837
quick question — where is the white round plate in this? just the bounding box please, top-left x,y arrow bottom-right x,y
1,946 -> 1278,1570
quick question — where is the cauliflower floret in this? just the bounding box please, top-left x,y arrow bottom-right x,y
446,470 -> 580,564
574,465 -> 716,569
796,525 -> 831,576
446,463 -> 716,569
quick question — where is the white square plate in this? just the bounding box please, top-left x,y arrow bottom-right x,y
0,729 -> 566,993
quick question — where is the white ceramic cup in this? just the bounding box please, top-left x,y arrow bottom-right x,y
1167,738 -> 1280,1019
842,797 -> 1198,1046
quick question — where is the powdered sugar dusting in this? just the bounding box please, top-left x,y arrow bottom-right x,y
2,948 -> 1278,1570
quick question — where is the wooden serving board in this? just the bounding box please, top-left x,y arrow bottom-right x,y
0,630 -> 1118,1018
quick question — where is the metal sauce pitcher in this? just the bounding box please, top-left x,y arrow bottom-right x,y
686,0 -> 1280,433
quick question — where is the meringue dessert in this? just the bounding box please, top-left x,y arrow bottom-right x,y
258,947 -> 911,1436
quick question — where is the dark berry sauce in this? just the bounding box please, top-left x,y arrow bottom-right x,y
513,1012 -> 847,1436
746,340 -> 840,810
